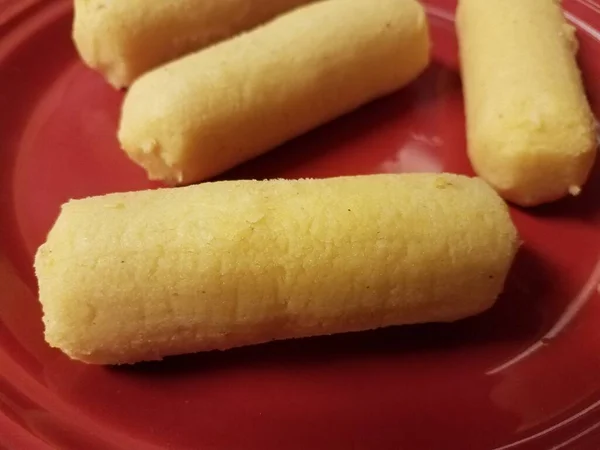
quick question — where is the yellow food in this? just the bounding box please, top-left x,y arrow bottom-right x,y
35,173 -> 519,365
457,0 -> 597,207
73,0 -> 316,88
118,0 -> 430,185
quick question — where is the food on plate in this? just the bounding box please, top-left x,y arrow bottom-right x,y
118,0 -> 430,185
35,173 -> 519,365
457,0 -> 597,207
72,0 -> 317,88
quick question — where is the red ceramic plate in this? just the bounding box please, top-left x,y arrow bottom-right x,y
1,0 -> 599,448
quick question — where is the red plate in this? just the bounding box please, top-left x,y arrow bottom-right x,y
1,0 -> 599,448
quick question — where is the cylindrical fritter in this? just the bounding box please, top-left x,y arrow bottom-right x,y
118,0 -> 430,185
35,174 -> 519,365
457,0 -> 597,207
73,0 -> 317,88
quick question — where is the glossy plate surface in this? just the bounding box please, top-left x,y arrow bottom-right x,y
1,0 -> 599,448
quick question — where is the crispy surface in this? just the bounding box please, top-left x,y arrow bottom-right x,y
73,0 -> 316,88
118,0 -> 430,184
457,0 -> 597,206
35,174 -> 518,364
